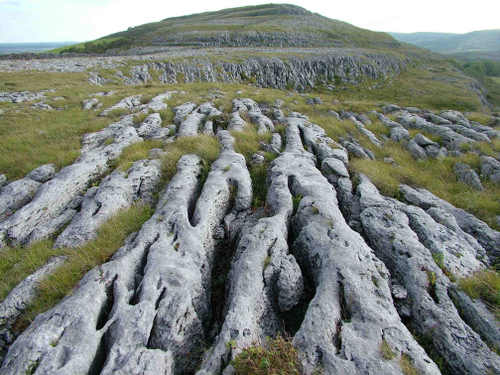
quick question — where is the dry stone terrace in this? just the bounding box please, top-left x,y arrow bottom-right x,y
0,90 -> 499,374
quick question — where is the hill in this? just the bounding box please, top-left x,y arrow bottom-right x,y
56,3 -> 401,53
391,30 -> 500,58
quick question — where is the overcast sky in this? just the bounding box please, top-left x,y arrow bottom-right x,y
1,0 -> 499,43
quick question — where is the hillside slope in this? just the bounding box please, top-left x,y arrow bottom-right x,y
58,3 -> 401,53
391,30 -> 500,55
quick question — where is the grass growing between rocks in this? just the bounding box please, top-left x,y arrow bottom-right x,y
459,270 -> 500,319
0,204 -> 153,332
231,127 -> 276,208
231,335 -> 302,375
349,141 -> 500,230
7,204 -> 153,332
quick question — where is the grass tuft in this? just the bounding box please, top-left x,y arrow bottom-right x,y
459,270 -> 500,319
231,335 -> 302,375
0,205 -> 153,332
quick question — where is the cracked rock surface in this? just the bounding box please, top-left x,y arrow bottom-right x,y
0,97 -> 499,375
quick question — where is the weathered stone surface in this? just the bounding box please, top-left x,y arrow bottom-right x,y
400,184 -> 500,264
0,89 -> 53,103
358,176 -> 499,375
407,138 -> 427,159
0,130 -> 253,374
100,95 -> 144,116
382,104 -> 400,113
82,98 -> 101,110
390,126 -> 409,141
0,256 -> 67,362
0,175 -> 6,188
54,159 -> 162,248
481,155 -> 500,184
0,177 -> 41,222
454,162 -> 484,191
275,120 -> 439,375
26,164 -> 56,183
0,115 -> 143,247
348,116 -> 382,147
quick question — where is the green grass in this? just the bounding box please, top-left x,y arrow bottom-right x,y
111,140 -> 164,171
400,353 -> 419,375
459,270 -> 500,319
349,141 -> 500,230
0,204 -> 153,332
380,339 -> 396,360
231,335 -> 302,375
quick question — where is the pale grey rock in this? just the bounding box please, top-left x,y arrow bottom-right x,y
397,112 -> 474,149
228,111 -> 246,131
327,109 -> 340,120
0,115 -> 143,247
413,133 -> 437,147
277,255 -> 304,312
0,175 -> 6,188
321,158 -> 349,178
422,112 -> 452,125
100,95 -> 143,116
407,138 -> 427,159
54,159 -> 162,248
136,113 -> 162,138
0,90 -> 49,103
1,132 -> 253,374
440,110 -> 468,124
342,140 -> 374,159
82,98 -> 100,110
356,113 -> 372,125
173,102 -> 197,124
382,104 -> 400,113
26,164 -> 56,183
481,155 -> 500,183
454,162 -> 484,191
390,126 -> 409,141
0,256 -> 66,362
177,111 -> 205,137
0,177 -> 41,222
348,116 -> 382,147
250,153 -> 265,165
358,177 -> 500,374
448,287 -> 500,351
404,106 -> 421,113
273,120 -> 440,375
203,120 -> 214,135
31,102 -> 53,111
400,184 -> 500,264
146,91 -> 175,112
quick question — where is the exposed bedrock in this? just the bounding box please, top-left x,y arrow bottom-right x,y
0,130 -> 252,375
399,184 -> 500,264
141,53 -> 409,90
358,176 -> 500,374
54,159 -> 162,248
276,119 -> 439,374
0,256 -> 66,363
0,116 -> 144,248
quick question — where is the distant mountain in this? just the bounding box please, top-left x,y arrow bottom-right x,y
56,3 -> 401,54
390,30 -> 500,58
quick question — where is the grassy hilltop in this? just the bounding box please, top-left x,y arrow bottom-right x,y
54,4 -> 401,53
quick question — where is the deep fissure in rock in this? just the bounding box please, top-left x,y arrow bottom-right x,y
206,183 -> 238,344
129,233 -> 160,305
96,276 -> 117,330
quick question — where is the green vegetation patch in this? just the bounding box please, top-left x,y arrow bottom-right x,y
0,204 -> 153,332
459,270 -> 500,319
231,335 -> 302,375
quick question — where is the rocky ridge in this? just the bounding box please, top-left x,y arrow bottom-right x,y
0,92 -> 499,374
